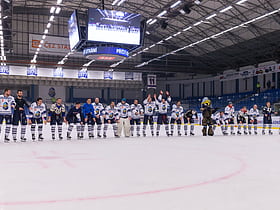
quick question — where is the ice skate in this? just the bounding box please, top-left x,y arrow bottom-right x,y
38,134 -> 44,141
20,137 -> 26,142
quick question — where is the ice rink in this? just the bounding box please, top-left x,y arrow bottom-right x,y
0,124 -> 279,210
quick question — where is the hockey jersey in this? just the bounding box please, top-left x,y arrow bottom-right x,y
83,103 -> 95,118
66,107 -> 84,122
130,104 -> 143,119
225,105 -> 235,118
248,108 -> 259,119
262,106 -> 273,117
0,95 -> 15,115
92,103 -> 104,116
117,103 -> 131,118
49,103 -> 66,117
171,104 -> 184,119
237,110 -> 248,121
156,94 -> 171,114
214,112 -> 227,125
143,99 -> 156,116
184,110 -> 198,120
29,102 -> 47,119
104,105 -> 119,120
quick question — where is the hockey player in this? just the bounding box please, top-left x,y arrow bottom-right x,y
170,101 -> 184,136
92,98 -> 104,138
83,98 -> 95,139
48,98 -> 66,140
130,99 -> 143,137
103,101 -> 119,138
184,109 -> 198,136
155,91 -> 171,137
0,88 -> 15,142
262,101 -> 273,135
225,102 -> 235,135
66,102 -> 84,140
248,104 -> 259,135
237,106 -> 248,135
29,97 -> 47,141
116,98 -> 131,137
200,97 -> 215,136
12,90 -> 29,142
213,111 -> 228,135
142,94 -> 156,137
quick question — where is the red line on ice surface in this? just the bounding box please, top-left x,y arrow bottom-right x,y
0,155 -> 247,206
63,160 -> 76,168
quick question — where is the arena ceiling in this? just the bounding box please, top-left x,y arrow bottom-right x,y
3,0 -> 280,75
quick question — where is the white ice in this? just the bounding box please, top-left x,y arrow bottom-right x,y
0,124 -> 279,210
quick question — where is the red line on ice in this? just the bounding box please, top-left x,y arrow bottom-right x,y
0,155 -> 247,206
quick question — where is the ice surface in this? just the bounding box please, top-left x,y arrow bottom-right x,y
0,124 -> 279,210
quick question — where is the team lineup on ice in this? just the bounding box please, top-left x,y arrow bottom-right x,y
0,88 -> 279,142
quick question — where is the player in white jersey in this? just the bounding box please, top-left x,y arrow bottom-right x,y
92,98 -> 104,138
130,99 -> 143,137
224,102 -> 235,135
213,111 -> 228,135
116,98 -> 131,137
0,88 -> 16,142
29,98 -> 47,141
248,104 -> 259,135
103,101 -> 119,138
170,101 -> 184,136
142,95 -> 156,137
155,91 -> 171,136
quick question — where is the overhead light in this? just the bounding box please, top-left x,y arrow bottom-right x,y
57,0 -> 63,4
55,7 -> 61,14
146,19 -> 153,24
44,29 -> 49,34
50,6 -> 56,13
3,16 -> 8,19
146,31 -> 150,35
47,23 -> 51,28
134,8 -> 280,68
179,9 -> 186,14
193,20 -> 203,26
220,6 -> 233,13
117,0 -> 125,6
33,55 -> 38,60
0,25 -> 2,30
170,0 -> 181,8
36,48 -> 40,52
157,10 -> 167,17
183,26 -> 192,31
173,32 -> 181,36
149,19 -> 157,25
40,40 -> 44,44
206,13 -> 217,20
42,35 -> 46,39
236,0 -> 248,5
112,0 -> 119,5
38,44 -> 42,48
165,36 -> 173,41
49,15 -> 55,21
194,0 -> 201,4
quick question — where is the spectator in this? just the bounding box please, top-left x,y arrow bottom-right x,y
267,80 -> 271,89
256,82 -> 261,93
